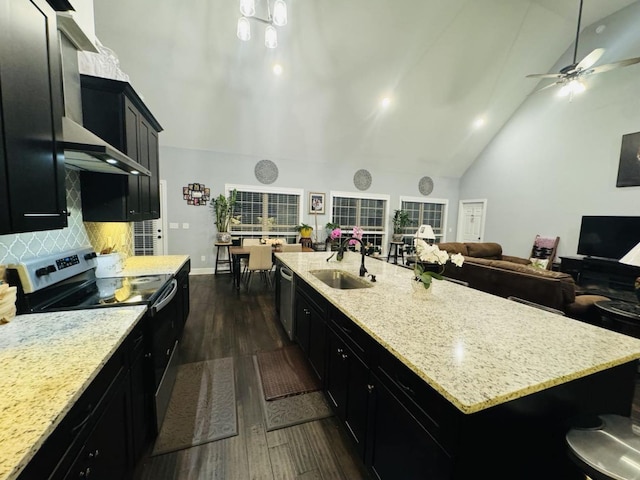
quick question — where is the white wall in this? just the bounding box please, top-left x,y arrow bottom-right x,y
459,2 -> 640,259
159,145 -> 460,270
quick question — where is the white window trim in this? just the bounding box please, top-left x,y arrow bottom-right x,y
226,184 -> 305,236
399,195 -> 449,242
329,190 -> 391,244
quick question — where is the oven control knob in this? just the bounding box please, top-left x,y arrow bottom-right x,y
35,265 -> 56,277
84,252 -> 97,260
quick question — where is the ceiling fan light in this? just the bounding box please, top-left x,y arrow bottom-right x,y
265,25 -> 278,48
237,17 -> 251,41
272,0 -> 287,26
239,0 -> 255,17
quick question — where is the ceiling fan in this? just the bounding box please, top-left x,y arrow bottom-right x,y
526,0 -> 640,97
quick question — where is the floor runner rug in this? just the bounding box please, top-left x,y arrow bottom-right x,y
255,345 -> 321,400
253,356 -> 332,431
152,357 -> 237,455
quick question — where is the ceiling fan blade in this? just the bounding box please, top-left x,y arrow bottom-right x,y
531,81 -> 561,94
576,48 -> 605,70
525,73 -> 563,79
587,56 -> 640,75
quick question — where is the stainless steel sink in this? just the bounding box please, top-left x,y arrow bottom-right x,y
309,269 -> 374,289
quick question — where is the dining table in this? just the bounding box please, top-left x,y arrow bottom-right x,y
229,245 -> 314,290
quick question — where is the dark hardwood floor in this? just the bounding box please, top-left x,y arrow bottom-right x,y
134,273 -> 370,480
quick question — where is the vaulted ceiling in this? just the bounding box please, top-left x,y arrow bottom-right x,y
93,0 -> 639,177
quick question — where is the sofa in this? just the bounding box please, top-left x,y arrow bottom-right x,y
436,242 -> 608,321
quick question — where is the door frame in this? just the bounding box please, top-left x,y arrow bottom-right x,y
159,179 -> 168,254
456,199 -> 487,242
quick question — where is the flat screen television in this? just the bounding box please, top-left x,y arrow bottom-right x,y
577,216 -> 640,260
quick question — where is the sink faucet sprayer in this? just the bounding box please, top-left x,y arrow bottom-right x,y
326,237 -> 368,277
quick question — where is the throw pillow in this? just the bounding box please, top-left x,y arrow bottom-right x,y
530,257 -> 549,269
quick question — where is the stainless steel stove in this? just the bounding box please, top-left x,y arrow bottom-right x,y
7,247 -> 174,314
7,247 -> 181,433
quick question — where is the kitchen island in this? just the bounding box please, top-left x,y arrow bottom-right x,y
276,251 -> 640,479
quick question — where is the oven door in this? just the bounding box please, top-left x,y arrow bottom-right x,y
146,279 -> 181,432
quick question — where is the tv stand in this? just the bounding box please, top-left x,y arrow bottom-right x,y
559,256 -> 640,303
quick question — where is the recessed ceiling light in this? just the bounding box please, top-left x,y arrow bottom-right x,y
273,64 -> 283,76
380,97 -> 392,108
473,116 -> 486,128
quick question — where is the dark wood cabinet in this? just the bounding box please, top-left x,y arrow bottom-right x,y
326,326 -> 369,459
63,372 -> 130,480
17,323 -> 151,480
294,278 -> 327,382
560,255 -> 640,302
79,75 -> 162,222
0,0 -> 67,235
366,375 -> 452,480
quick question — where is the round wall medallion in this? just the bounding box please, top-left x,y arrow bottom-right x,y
353,169 -> 372,191
418,176 -> 434,195
254,159 -> 278,184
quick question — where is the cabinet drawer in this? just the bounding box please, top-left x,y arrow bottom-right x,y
376,348 -> 461,452
296,277 -> 327,317
327,306 -> 374,363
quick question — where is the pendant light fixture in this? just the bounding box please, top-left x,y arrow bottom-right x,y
236,0 -> 287,48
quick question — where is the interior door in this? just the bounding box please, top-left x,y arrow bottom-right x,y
457,200 -> 486,242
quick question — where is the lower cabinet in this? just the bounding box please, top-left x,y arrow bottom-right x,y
63,373 -> 130,480
366,375 -> 452,480
294,279 -> 327,382
325,327 -> 369,459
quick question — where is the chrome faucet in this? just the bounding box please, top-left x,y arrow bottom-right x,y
326,237 -> 368,277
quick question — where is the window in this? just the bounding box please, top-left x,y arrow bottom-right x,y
330,191 -> 389,248
400,196 -> 448,243
227,185 -> 302,243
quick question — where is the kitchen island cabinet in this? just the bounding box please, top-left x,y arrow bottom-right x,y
0,0 -> 67,235
78,75 -> 162,222
277,252 -> 640,479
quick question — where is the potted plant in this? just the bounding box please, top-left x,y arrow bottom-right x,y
392,209 -> 413,241
295,223 -> 313,238
211,189 -> 238,243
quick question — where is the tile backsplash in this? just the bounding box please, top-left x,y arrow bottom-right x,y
0,169 -> 133,266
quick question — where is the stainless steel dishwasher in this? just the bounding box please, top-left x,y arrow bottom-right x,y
279,266 -> 294,340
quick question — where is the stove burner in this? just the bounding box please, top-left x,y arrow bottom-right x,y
130,276 -> 161,285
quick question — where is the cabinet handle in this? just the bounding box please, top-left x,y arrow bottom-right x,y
341,353 -> 348,360
88,449 -> 99,459
303,308 -> 310,314
337,348 -> 343,354
166,348 -> 171,356
337,323 -> 352,334
367,384 -> 375,394
144,352 -> 152,358
395,376 -> 416,396
23,212 -> 64,217
129,210 -> 135,214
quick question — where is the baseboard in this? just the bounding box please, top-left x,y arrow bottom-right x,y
190,267 -> 216,275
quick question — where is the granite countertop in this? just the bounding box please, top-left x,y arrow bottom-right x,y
120,254 -> 189,276
276,251 -> 640,414
0,306 -> 147,480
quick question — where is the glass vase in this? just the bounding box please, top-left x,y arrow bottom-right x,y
411,279 -> 433,298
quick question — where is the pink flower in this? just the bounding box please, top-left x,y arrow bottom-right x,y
349,226 -> 363,245
330,228 -> 342,240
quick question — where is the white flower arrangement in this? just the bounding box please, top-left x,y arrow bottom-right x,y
413,239 -> 465,289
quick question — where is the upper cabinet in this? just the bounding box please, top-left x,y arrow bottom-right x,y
79,75 -> 163,222
0,0 -> 68,235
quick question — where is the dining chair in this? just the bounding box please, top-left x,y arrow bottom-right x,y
242,238 -> 262,246
280,244 -> 302,252
246,245 -> 273,291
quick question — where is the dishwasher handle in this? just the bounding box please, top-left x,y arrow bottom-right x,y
280,267 -> 293,281
151,279 -> 178,314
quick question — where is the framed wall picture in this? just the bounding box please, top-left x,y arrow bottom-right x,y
309,192 -> 325,214
616,132 -> 640,187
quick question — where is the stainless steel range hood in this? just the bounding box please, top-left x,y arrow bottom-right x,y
62,116 -> 150,176
58,30 -> 150,176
